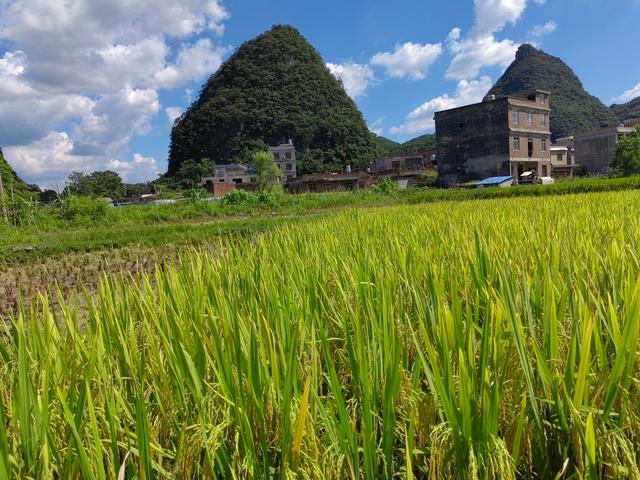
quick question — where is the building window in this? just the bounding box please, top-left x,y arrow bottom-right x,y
538,93 -> 546,104
542,165 -> 548,176
512,109 -> 519,124
391,160 -> 401,169
232,178 -> 242,184
540,112 -> 546,126
285,152 -> 292,159
513,137 -> 520,151
527,111 -> 534,126
541,139 -> 547,151
286,163 -> 292,171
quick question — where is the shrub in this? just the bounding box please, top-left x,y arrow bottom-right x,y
220,189 -> 259,207
220,188 -> 282,208
370,177 -> 399,196
58,195 -> 112,224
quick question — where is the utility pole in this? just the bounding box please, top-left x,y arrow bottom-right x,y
0,172 -> 8,224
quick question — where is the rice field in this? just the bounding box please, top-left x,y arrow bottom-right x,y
2,190 -> 640,479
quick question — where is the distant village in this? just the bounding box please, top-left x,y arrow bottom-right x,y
199,89 -> 640,197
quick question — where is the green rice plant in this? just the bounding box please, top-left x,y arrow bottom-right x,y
1,190 -> 640,478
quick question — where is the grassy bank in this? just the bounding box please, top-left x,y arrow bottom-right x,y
1,190 -> 640,478
3,175 -> 640,262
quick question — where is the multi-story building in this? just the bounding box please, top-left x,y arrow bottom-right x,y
550,137 -> 580,177
371,147 -> 438,174
201,143 -> 299,196
200,164 -> 256,197
575,125 -> 635,174
435,90 -> 552,186
269,142 -> 297,181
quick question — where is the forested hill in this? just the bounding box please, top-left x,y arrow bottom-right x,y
168,25 -> 378,175
610,97 -> 640,123
376,134 -> 436,155
488,44 -> 615,139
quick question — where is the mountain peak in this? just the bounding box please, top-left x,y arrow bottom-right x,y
515,43 -> 538,61
610,96 -> 640,123
489,45 -> 615,138
167,25 -> 377,175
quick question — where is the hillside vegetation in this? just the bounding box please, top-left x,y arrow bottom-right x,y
376,133 -> 436,155
489,44 -> 615,139
168,25 -> 378,175
610,97 -> 640,123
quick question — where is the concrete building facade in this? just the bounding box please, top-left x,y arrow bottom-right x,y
287,172 -> 375,194
269,142 -> 297,181
575,125 -> 635,174
372,147 -> 437,174
435,90 -> 551,186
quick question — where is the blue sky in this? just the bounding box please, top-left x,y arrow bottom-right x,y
1,0 -> 639,188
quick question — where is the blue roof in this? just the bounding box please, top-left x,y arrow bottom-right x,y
474,176 -> 513,186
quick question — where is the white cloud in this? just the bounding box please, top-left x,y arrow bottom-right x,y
0,0 -> 231,186
154,39 -> 229,89
471,0 -> 528,36
166,107 -> 184,126
0,1 -> 230,95
530,20 -> 557,38
106,154 -> 161,183
6,132 -> 161,187
445,0 -> 545,81
370,42 -> 443,80
71,88 -> 160,156
326,62 -> 376,98
0,91 -> 93,146
390,76 -> 493,135
5,132 -> 97,188
446,33 -> 517,80
613,82 -> 640,104
368,117 -> 386,136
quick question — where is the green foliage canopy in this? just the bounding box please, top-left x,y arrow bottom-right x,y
611,126 -> 640,176
65,170 -> 125,201
610,98 -> 640,124
168,25 -> 378,176
489,44 -> 616,139
251,151 -> 281,192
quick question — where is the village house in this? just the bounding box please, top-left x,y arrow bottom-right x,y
269,142 -> 298,181
201,164 -> 256,197
435,90 -> 552,186
201,142 -> 299,197
575,124 -> 636,174
371,147 -> 437,174
549,136 -> 580,178
287,170 -> 375,194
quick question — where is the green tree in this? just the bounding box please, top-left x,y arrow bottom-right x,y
167,25 -> 378,176
65,170 -> 125,200
611,126 -> 640,176
251,151 -> 282,192
173,158 -> 213,190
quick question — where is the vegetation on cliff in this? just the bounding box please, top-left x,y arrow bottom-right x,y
489,44 -> 615,139
168,25 -> 378,175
